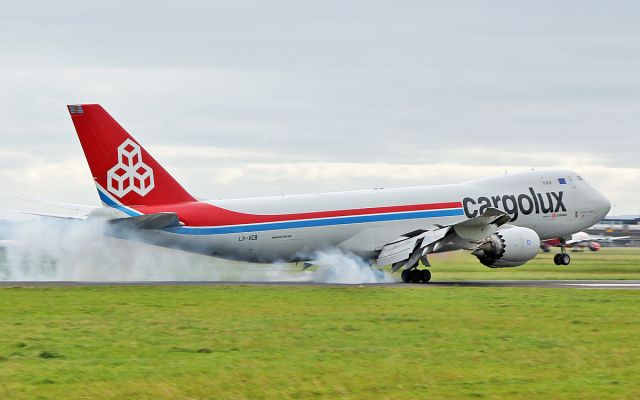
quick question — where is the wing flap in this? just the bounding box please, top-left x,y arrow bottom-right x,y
376,226 -> 450,266
375,208 -> 511,267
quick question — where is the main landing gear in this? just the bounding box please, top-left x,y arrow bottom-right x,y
395,253 -> 432,284
553,238 -> 571,266
400,268 -> 431,283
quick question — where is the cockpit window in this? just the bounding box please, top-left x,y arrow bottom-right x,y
577,175 -> 583,181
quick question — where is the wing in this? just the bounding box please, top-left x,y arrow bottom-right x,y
567,235 -> 630,245
374,207 -> 511,271
587,235 -> 631,242
565,238 -> 587,245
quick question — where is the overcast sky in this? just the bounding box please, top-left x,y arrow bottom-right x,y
1,1 -> 639,219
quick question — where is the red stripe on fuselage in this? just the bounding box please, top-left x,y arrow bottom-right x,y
131,201 -> 463,227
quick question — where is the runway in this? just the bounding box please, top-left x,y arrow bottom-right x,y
1,280 -> 640,289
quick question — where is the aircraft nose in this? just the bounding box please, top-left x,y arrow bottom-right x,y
595,191 -> 611,220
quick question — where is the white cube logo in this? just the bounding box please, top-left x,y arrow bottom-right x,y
107,139 -> 155,197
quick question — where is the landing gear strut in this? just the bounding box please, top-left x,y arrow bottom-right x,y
553,238 -> 571,266
401,267 -> 431,283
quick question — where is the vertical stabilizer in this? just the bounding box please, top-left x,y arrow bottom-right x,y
68,104 -> 196,206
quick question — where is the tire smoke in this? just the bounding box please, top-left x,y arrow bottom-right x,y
1,219 -> 222,281
307,248 -> 393,283
0,219 -> 392,284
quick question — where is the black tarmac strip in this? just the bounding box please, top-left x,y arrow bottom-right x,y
1,280 -> 639,289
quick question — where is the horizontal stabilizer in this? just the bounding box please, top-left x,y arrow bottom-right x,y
109,212 -> 183,230
9,210 -> 86,220
17,197 -> 97,212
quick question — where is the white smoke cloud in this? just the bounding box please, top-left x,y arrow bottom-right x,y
0,218 -> 393,284
2,218 -> 221,281
307,248 -> 392,284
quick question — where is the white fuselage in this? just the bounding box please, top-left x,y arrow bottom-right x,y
117,169 -> 610,263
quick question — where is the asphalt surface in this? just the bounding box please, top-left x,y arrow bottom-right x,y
1,280 -> 640,289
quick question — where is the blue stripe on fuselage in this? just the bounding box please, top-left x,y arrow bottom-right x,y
163,208 -> 464,235
97,186 -> 464,235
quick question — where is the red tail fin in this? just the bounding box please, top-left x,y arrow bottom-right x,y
68,104 -> 196,206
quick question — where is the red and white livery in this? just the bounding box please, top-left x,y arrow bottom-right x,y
54,104 -> 612,282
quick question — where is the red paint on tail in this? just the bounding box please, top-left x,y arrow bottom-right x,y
68,104 -> 196,206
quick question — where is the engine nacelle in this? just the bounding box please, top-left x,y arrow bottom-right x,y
472,226 -> 540,268
588,242 -> 601,252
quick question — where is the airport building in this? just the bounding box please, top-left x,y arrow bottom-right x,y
587,215 -> 640,247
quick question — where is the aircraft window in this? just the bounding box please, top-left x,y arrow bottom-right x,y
577,176 -> 583,180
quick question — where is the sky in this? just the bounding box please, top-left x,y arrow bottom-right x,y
1,1 -> 639,219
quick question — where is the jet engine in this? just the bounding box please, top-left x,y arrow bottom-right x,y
472,226 -> 540,268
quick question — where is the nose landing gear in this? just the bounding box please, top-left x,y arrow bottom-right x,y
554,253 -> 571,265
553,238 -> 571,266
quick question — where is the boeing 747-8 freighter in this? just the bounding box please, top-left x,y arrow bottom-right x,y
29,104 -> 612,283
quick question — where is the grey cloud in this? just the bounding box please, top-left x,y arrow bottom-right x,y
0,1 -> 639,217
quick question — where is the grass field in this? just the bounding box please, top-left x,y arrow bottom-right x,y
1,284 -> 640,399
1,248 -> 640,399
427,247 -> 640,281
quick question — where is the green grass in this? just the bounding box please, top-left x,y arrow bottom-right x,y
1,285 -> 639,399
426,247 -> 640,281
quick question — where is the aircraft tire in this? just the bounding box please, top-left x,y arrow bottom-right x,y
408,269 -> 420,283
421,269 -> 431,283
560,254 -> 571,265
553,254 -> 562,265
401,269 -> 411,283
